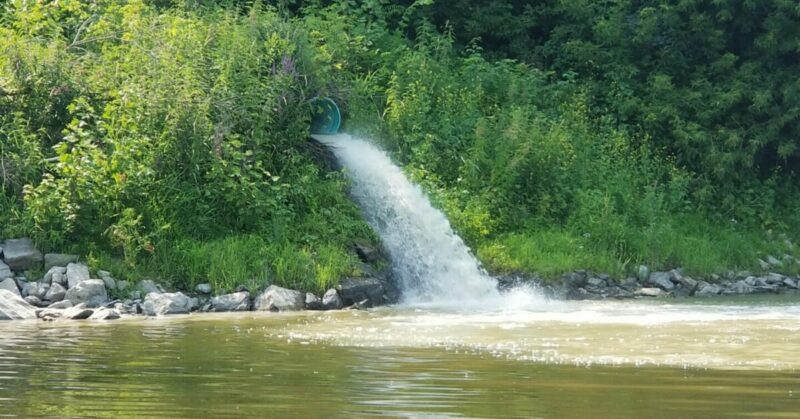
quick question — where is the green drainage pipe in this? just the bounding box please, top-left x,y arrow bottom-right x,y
309,97 -> 341,135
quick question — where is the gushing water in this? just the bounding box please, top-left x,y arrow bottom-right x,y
314,134 -> 540,308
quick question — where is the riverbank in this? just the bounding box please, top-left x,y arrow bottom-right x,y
2,236 -> 800,322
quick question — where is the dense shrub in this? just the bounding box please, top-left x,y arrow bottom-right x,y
1,0 -> 797,287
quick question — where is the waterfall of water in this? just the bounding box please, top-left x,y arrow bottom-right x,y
315,133 -> 536,308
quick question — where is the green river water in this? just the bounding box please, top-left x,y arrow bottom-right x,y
1,296 -> 799,418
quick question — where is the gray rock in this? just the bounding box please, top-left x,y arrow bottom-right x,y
637,265 -> 650,281
0,261 -> 12,280
44,266 -> 68,287
66,263 -> 91,289
62,304 -> 94,320
253,285 -> 304,312
114,302 -> 136,315
336,277 -> 385,307
766,255 -> 783,267
138,279 -> 163,295
64,279 -> 108,308
668,268 -> 685,283
678,275 -> 698,288
587,276 -> 607,288
101,275 -> 116,291
636,287 -> 664,297
36,308 -> 64,320
321,289 -> 343,310
561,271 -> 588,289
305,293 -> 323,310
2,238 -> 43,271
766,273 -> 785,284
0,289 -> 38,320
354,242 -> 379,262
646,272 -> 675,290
47,300 -> 73,309
88,307 -> 120,320
725,280 -> 755,295
565,287 -> 592,300
606,286 -> 635,299
43,253 -> 79,270
24,295 -> 42,306
782,278 -> 798,289
44,283 -> 67,302
758,258 -> 770,270
619,277 -> 640,291
0,278 -> 21,297
143,292 -> 191,316
116,280 -> 130,290
695,283 -> 722,297
195,283 -> 212,294
25,282 -> 49,300
210,292 -> 250,312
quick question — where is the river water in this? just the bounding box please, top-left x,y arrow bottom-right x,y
2,296 -> 799,418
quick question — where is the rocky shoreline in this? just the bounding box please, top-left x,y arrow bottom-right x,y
501,263 -> 800,300
0,237 -> 396,321
2,236 -> 799,321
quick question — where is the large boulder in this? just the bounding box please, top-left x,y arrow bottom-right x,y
138,279 -> 164,295
646,272 -> 675,290
88,307 -> 121,320
725,280 -> 755,295
353,241 -> 380,263
695,282 -> 722,297
98,271 -> 116,291
44,266 -> 67,287
24,296 -> 42,307
24,282 -> 49,300
44,253 -> 79,271
253,285 -> 304,312
195,283 -> 212,294
336,277 -> 385,307
321,288 -> 343,310
61,304 -> 95,320
0,261 -> 12,280
44,283 -> 67,302
561,271 -> 588,289
0,278 -> 21,297
305,293 -> 323,310
636,287 -> 665,297
0,289 -> 38,320
143,292 -> 192,316
47,300 -> 72,309
64,279 -> 108,308
2,238 -> 43,271
66,263 -> 91,289
210,292 -> 251,312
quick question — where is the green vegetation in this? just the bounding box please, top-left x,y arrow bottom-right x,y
1,1 -> 798,290
0,0 -> 373,292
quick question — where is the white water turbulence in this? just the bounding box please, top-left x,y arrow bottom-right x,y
314,133 -> 542,309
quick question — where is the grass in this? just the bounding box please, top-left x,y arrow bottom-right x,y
475,215 -> 800,281
88,234 -> 362,295
477,230 -> 622,278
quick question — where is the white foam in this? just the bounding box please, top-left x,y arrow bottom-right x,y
315,133 -> 546,309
